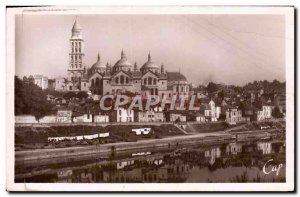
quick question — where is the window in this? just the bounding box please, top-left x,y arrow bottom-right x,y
96,78 -> 100,86
153,78 -> 157,85
75,64 -> 77,68
91,79 -> 94,87
75,56 -> 77,61
79,64 -> 81,68
148,77 -> 152,85
176,86 -> 179,92
144,78 -> 147,85
115,77 -> 119,84
84,83 -> 86,87
126,77 -> 129,84
181,86 -> 184,92
155,88 -> 158,95
120,75 -> 124,84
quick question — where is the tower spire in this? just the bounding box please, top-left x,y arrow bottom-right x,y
148,51 -> 151,61
121,49 -> 126,59
97,52 -> 100,61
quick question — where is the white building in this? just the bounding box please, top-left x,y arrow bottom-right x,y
34,75 -> 48,90
56,110 -> 73,123
257,105 -> 273,121
113,107 -> 134,122
257,142 -> 272,154
138,107 -> 164,122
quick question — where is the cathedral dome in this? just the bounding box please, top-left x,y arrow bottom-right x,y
141,53 -> 160,73
113,50 -> 132,72
88,53 -> 106,75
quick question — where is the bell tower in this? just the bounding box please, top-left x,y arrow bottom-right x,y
68,17 -> 85,85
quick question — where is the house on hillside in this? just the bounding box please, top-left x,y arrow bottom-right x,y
225,107 -> 243,124
111,107 -> 134,122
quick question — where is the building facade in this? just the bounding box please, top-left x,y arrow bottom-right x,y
57,18 -> 189,99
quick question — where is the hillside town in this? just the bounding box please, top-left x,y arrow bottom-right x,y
15,18 -> 286,126
13,14 -> 289,186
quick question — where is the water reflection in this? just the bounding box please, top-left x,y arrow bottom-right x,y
15,140 -> 286,183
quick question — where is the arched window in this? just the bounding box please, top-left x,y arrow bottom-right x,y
126,77 -> 129,84
115,77 -> 119,84
155,88 -> 158,95
176,86 -> 179,92
148,77 -> 152,85
151,88 -> 154,95
120,75 -> 124,84
153,78 -> 157,85
91,79 -> 94,87
181,86 -> 184,92
144,78 -> 147,85
96,78 -> 100,86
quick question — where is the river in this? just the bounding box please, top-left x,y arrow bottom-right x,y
15,138 -> 285,183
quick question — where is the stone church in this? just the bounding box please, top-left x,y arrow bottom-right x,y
64,18 -> 190,99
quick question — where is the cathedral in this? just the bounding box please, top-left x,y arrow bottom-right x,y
64,18 -> 190,99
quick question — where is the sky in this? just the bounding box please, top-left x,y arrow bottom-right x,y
15,14 -> 286,86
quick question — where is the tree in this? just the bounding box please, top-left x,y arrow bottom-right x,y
77,91 -> 88,99
218,90 -> 225,100
272,106 -> 283,118
206,82 -> 218,93
15,76 -> 54,121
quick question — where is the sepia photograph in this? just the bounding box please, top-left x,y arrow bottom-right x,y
6,6 -> 294,192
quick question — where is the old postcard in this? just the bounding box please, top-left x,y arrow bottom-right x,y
6,6 -> 294,192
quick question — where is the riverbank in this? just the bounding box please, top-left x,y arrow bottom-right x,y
15,129 -> 280,164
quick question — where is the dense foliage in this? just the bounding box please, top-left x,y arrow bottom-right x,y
15,76 -> 54,121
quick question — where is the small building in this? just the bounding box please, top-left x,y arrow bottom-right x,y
226,108 -> 243,124
111,107 -> 134,122
56,109 -> 73,123
195,113 -> 206,122
138,107 -> 164,122
170,113 -> 186,122
94,114 -> 109,123
257,142 -> 272,155
33,75 -> 48,90
257,105 -> 273,121
55,77 -> 66,91
226,143 -> 242,155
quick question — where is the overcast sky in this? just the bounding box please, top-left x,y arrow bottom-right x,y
15,14 -> 286,86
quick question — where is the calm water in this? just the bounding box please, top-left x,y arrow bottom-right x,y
15,139 -> 285,183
